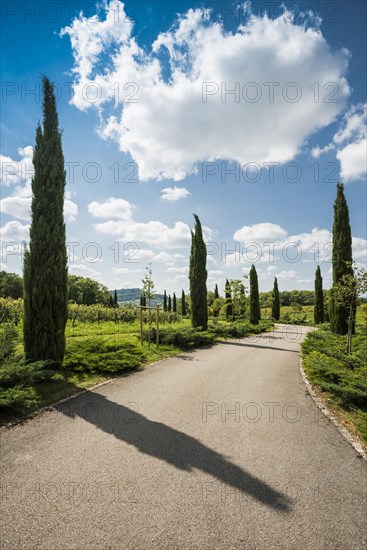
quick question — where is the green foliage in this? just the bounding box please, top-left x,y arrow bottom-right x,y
0,361 -> 54,388
302,328 -> 367,408
210,296 -> 225,318
225,279 -> 233,321
141,264 -> 155,306
144,319 -> 273,350
0,271 -> 23,299
0,386 -> 39,412
260,289 -> 316,307
0,324 -> 19,363
189,214 -> 208,330
163,290 -> 167,311
0,297 -> 23,324
249,265 -> 261,324
68,275 -> 110,305
314,265 -> 324,324
229,278 -> 247,320
23,77 -> 68,367
143,326 -> 216,350
63,338 -> 147,374
271,277 -> 280,321
173,292 -> 177,313
330,183 -> 354,334
214,284 -> 219,300
0,323 -> 55,413
181,289 -> 186,316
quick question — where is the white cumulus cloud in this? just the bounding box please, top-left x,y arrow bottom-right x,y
88,197 -> 134,220
62,1 -> 350,181
234,222 -> 288,243
1,146 -> 78,222
161,186 -> 190,201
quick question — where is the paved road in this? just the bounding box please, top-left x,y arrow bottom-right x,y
1,325 -> 366,549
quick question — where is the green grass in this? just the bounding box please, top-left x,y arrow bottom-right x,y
302,324 -> 367,446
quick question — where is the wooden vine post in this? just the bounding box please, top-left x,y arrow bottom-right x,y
156,306 -> 160,347
139,305 -> 160,348
140,305 -> 143,345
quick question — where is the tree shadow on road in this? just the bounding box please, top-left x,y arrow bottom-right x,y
219,341 -> 300,353
57,392 -> 291,513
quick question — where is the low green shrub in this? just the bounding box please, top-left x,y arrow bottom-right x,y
302,329 -> 367,408
0,385 -> 38,412
143,320 -> 273,350
0,324 -> 19,363
142,327 -> 216,350
0,324 -> 57,413
64,337 -> 147,374
0,361 -> 54,388
208,322 -> 251,339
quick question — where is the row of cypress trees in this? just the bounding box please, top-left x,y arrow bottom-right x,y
161,290 -> 186,314
23,78 -> 354,369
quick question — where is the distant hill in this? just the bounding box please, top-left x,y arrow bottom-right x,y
113,288 -> 165,305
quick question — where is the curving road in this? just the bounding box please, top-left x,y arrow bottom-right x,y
1,325 -> 366,549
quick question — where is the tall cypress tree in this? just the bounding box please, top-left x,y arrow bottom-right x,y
271,277 -> 280,321
239,283 -> 246,318
163,290 -> 167,311
172,292 -> 177,313
214,284 -> 219,300
314,265 -> 324,324
249,264 -> 261,324
114,289 -> 118,307
225,279 -> 233,321
23,77 -> 68,367
168,294 -> 172,312
330,183 -> 354,334
189,214 -> 208,330
181,289 -> 186,316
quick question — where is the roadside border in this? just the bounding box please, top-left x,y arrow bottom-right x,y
299,356 -> 367,461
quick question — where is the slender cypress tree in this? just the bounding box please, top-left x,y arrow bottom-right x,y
314,265 -> 324,324
181,289 -> 186,316
271,277 -> 280,321
172,292 -> 177,313
330,183 -> 354,334
23,77 -> 68,367
189,214 -> 208,329
168,294 -> 172,312
163,290 -> 167,311
225,279 -> 233,321
239,283 -> 246,318
214,284 -> 219,300
109,293 -> 114,307
114,289 -> 118,307
249,264 -> 261,324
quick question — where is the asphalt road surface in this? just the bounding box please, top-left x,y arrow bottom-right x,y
1,325 -> 366,550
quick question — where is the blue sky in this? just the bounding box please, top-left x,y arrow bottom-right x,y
1,0 -> 366,294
